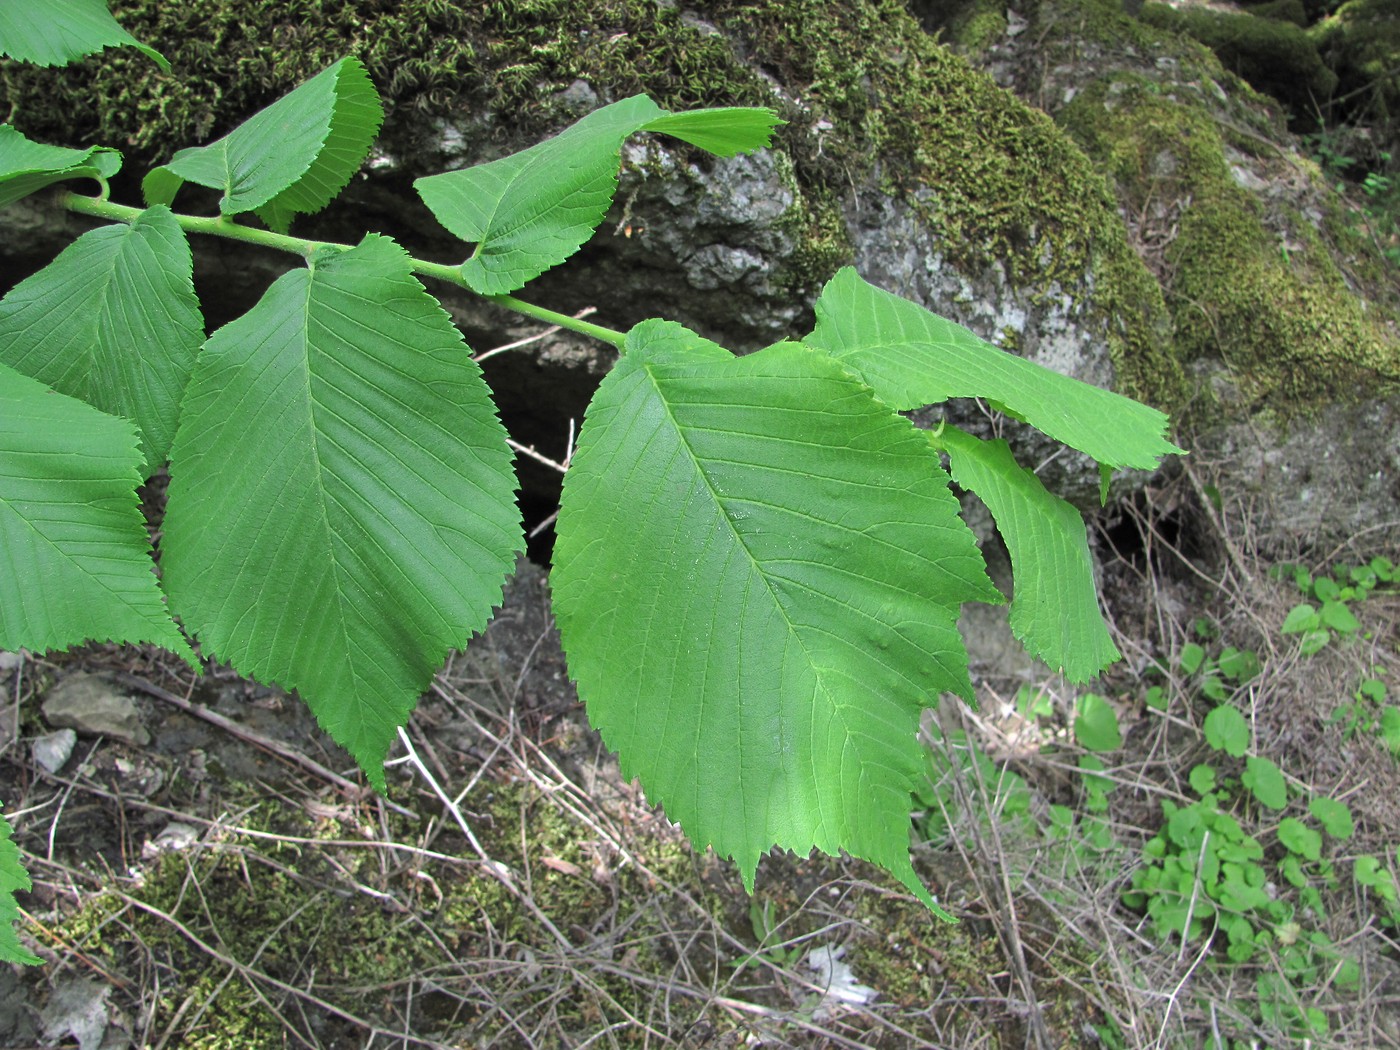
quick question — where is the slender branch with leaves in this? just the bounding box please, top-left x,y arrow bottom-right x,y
0,5 -> 1180,961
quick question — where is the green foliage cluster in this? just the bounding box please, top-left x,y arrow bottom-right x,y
0,9 -> 1184,962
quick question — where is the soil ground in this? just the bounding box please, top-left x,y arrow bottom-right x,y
2,463 -> 1398,1049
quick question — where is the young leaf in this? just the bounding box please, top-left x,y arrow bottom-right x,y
0,363 -> 193,662
937,424 -> 1120,680
0,0 -> 167,71
1074,693 -> 1123,751
1242,756 -> 1287,810
0,124 -> 121,209
1278,818 -> 1322,862
0,807 -> 40,965
415,95 -> 781,295
162,235 -> 521,789
1203,705 -> 1249,757
0,207 -> 203,469
1308,797 -> 1354,840
803,268 -> 1182,470
144,57 -> 381,224
552,320 -> 998,916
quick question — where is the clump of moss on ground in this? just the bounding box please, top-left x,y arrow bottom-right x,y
1060,73 -> 1400,412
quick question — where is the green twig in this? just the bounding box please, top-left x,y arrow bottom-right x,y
56,192 -> 629,350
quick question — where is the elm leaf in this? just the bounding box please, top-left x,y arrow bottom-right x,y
938,424 -> 1120,680
162,235 -> 521,788
0,124 -> 121,209
804,268 -> 1182,470
0,807 -> 38,965
415,96 -> 781,294
145,57 -> 381,223
552,321 -> 998,916
0,207 -> 203,469
0,363 -> 192,662
0,0 -> 166,70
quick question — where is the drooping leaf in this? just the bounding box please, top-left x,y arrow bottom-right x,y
0,0 -> 167,71
0,207 -> 203,469
415,96 -> 782,295
144,57 -> 381,224
937,423 -> 1120,680
552,320 -> 998,915
0,124 -> 121,209
0,362 -> 192,662
162,235 -> 521,788
804,268 -> 1183,470
0,807 -> 40,965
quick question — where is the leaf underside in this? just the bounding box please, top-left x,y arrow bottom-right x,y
146,57 -> 381,223
552,320 -> 998,913
0,808 -> 39,965
0,207 -> 203,469
0,124 -> 122,209
938,425 -> 1120,681
0,0 -> 167,70
162,235 -> 522,788
0,362 -> 192,661
805,268 -> 1183,470
415,95 -> 781,295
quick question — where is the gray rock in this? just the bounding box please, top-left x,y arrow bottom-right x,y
32,728 -> 77,774
40,977 -> 117,1050
41,673 -> 149,747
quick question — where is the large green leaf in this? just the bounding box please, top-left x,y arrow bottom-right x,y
0,807 -> 39,965
936,424 -> 1120,681
162,235 -> 521,788
415,96 -> 781,295
0,0 -> 167,70
0,124 -> 121,209
552,320 -> 998,914
0,207 -> 203,469
804,268 -> 1183,470
144,57 -> 381,225
0,362 -> 192,661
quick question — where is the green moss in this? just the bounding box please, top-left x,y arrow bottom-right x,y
1060,74 -> 1400,412
1141,2 -> 1337,113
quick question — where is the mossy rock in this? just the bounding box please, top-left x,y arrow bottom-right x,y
1250,0 -> 1309,26
909,0 -> 1012,53
1060,73 -> 1399,412
1141,2 -> 1338,115
1312,0 -> 1400,142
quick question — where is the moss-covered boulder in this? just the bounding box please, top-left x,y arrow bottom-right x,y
1140,1 -> 1338,115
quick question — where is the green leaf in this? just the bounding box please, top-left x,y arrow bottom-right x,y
1319,599 -> 1359,635
145,57 -> 381,222
552,320 -> 998,915
1073,693 -> 1123,751
1242,756 -> 1287,810
0,208 -> 203,468
0,362 -> 192,661
1278,818 -> 1322,861
0,124 -> 121,208
1203,705 -> 1249,757
1280,602 -> 1318,634
1178,641 -> 1206,675
0,807 -> 40,965
1379,707 -> 1400,754
803,269 -> 1183,470
1189,763 -> 1216,795
1354,854 -> 1384,887
162,235 -> 521,788
415,96 -> 782,295
1308,797 -> 1354,840
937,425 -> 1120,680
0,0 -> 167,70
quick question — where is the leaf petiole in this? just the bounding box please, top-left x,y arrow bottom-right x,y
56,191 -> 628,349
